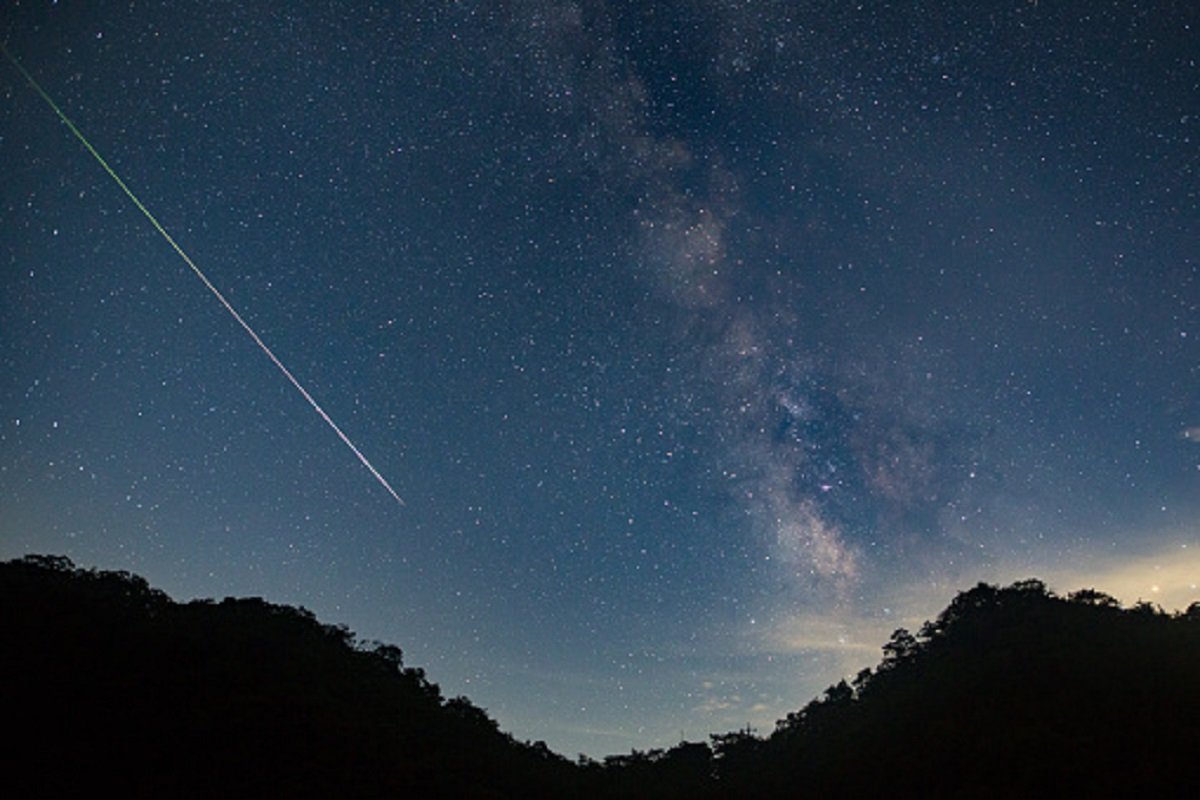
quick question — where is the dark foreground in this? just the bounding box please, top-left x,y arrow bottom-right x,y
3,554 -> 1198,798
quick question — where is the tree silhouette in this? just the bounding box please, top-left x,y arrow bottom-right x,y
4,555 -> 1199,799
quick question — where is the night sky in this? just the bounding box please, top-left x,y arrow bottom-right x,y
2,1 -> 1197,757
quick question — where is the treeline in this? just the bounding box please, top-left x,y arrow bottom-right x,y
575,580 -> 1200,798
3,555 -> 1199,798
1,555 -> 577,798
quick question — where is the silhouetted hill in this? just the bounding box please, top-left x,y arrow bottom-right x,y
3,556 -> 1199,798
0,555 -> 576,799
721,579 -> 1200,798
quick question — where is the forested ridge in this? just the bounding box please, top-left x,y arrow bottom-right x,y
3,554 -> 1198,798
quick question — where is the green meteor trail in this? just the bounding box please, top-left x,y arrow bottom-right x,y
1,41 -> 406,507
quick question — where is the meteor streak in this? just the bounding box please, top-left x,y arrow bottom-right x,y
2,42 -> 406,507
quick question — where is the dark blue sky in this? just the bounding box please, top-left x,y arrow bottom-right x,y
2,0 -> 1197,756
